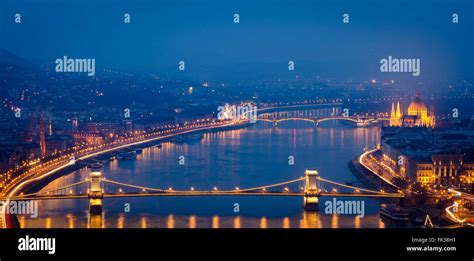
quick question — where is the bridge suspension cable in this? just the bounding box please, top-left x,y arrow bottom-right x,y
103,177 -> 306,193
6,179 -> 90,199
102,179 -> 165,193
233,177 -> 305,192
317,177 -> 401,196
1,174 -> 403,201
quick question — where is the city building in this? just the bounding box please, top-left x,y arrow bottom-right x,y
381,129 -> 433,179
73,132 -> 104,146
408,153 -> 474,187
46,134 -> 74,154
389,92 -> 435,128
381,120 -> 474,188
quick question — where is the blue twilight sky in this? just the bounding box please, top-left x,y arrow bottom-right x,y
0,0 -> 473,82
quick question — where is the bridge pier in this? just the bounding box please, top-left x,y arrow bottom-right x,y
304,169 -> 320,211
88,172 -> 104,214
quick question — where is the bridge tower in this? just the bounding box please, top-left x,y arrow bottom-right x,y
88,172 -> 104,214
304,169 -> 320,211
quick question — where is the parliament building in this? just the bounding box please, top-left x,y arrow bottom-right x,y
389,92 -> 436,128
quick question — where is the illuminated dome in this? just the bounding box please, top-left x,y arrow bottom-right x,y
407,92 -> 427,117
389,91 -> 435,128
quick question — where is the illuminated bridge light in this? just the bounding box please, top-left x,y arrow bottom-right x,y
213,187 -> 218,191
332,188 -> 338,193
284,187 -> 289,192
190,187 -> 194,191
168,187 -> 173,191
235,187 -> 239,191
355,189 -> 360,193
119,188 -> 122,193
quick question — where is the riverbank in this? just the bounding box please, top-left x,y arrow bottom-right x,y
349,156 -> 398,193
1,121 -> 252,228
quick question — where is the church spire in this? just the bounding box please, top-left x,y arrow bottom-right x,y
396,101 -> 402,119
390,102 -> 395,118
390,102 -> 399,127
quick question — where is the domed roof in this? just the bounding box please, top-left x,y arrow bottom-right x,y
410,96 -> 426,108
408,92 -> 427,115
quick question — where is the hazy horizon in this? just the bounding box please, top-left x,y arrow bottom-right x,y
0,0 -> 473,83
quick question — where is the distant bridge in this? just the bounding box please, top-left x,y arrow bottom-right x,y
2,170 -> 404,213
257,113 -> 389,127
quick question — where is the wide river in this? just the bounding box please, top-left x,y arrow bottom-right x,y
18,107 -> 407,228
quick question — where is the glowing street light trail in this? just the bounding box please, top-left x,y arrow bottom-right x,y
358,149 -> 400,189
1,120 -> 240,227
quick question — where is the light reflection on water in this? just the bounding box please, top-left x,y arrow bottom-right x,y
19,114 -> 407,228
20,210 -> 394,229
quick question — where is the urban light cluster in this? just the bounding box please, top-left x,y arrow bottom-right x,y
0,117 -> 235,196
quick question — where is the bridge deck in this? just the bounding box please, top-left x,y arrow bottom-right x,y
2,191 -> 403,200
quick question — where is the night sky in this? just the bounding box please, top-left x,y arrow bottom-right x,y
0,0 -> 472,82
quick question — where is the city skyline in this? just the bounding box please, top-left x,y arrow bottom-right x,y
0,0 -> 473,258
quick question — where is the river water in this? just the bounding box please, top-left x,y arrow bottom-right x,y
18,107 -> 409,228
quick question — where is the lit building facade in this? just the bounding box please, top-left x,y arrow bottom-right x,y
390,92 -> 435,128
380,129 -> 474,188
73,132 -> 104,146
408,154 -> 474,187
460,163 -> 474,185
